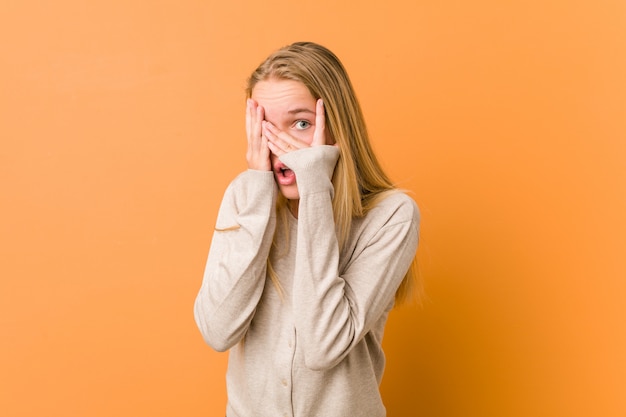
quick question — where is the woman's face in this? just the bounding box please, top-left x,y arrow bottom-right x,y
251,78 -> 319,201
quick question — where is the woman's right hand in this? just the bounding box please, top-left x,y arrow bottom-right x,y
245,99 -> 270,171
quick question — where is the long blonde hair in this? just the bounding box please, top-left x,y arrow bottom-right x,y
246,42 -> 419,305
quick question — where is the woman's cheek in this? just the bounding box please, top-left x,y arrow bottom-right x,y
294,131 -> 314,146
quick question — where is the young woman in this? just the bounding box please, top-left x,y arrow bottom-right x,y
194,41 -> 420,417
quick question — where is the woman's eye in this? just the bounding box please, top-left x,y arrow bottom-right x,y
295,120 -> 311,130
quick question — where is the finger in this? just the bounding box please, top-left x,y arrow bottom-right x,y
265,124 -> 288,158
263,121 -> 303,153
263,121 -> 294,152
246,99 -> 261,141
253,104 -> 264,144
266,137 -> 283,157
262,121 -> 279,151
312,99 -> 326,146
245,99 -> 253,140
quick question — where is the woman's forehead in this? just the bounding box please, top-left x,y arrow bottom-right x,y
252,79 -> 313,103
252,79 -> 316,118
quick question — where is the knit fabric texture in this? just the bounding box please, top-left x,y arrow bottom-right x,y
194,146 -> 420,417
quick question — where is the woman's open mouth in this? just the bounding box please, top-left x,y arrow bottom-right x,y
274,163 -> 296,186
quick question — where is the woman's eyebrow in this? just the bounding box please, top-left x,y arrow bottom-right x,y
287,108 -> 315,115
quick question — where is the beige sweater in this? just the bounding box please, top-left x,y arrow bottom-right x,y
194,146 -> 419,417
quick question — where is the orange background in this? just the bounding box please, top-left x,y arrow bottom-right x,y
2,1 -> 625,416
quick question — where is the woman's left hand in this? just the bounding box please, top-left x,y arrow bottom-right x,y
264,99 -> 327,157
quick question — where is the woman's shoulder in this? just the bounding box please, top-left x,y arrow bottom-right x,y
223,169 -> 276,195
217,170 -> 277,215
365,190 -> 420,226
229,169 -> 275,186
345,190 -> 419,255
346,190 -> 419,244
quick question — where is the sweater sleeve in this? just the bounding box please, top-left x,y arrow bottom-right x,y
280,146 -> 419,370
194,170 -> 277,352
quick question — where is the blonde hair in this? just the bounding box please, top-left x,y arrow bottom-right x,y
246,42 -> 420,305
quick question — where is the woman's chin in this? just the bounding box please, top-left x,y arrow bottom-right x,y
278,183 -> 300,201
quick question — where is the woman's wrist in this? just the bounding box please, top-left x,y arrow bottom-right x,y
279,146 -> 339,196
